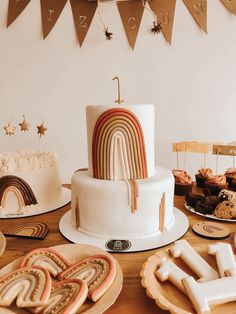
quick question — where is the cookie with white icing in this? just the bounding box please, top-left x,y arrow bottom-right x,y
0,266 -> 51,307
29,279 -> 88,314
20,248 -> 71,277
59,254 -> 116,302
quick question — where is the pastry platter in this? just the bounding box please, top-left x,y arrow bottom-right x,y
184,202 -> 236,222
140,244 -> 236,314
0,243 -> 123,314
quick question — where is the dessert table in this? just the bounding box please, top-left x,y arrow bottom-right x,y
0,185 -> 235,314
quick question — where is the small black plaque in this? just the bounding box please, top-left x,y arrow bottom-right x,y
105,239 -> 131,252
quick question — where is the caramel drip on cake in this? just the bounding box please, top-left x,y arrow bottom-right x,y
159,193 -> 166,232
126,180 -> 138,213
20,248 -> 71,278
59,254 -> 116,302
92,108 -> 147,180
75,196 -> 80,229
0,175 -> 37,209
0,266 -> 51,307
29,279 -> 88,314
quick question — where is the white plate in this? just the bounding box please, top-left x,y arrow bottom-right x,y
185,202 -> 236,222
0,187 -> 71,219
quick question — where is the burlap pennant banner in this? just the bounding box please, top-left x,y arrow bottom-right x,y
220,0 -> 236,15
149,0 -> 176,44
182,0 -> 207,33
7,0 -> 31,27
70,0 -> 97,46
41,0 -> 68,39
117,0 -> 144,49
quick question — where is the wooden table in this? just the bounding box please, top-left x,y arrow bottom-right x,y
0,187 -> 236,314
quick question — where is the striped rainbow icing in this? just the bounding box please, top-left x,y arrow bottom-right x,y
92,108 -> 147,180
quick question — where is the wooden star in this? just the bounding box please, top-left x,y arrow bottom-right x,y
19,115 -> 30,132
37,121 -> 47,138
3,122 -> 16,136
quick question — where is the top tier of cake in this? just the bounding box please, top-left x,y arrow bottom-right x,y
86,104 -> 155,180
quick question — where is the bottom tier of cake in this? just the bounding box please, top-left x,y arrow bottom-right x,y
71,167 -> 175,239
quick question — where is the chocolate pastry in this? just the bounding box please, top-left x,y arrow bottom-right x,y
219,189 -> 236,202
185,192 -> 204,207
195,201 -> 215,215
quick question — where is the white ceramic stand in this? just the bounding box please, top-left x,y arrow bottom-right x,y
0,187 -> 71,219
59,208 -> 189,252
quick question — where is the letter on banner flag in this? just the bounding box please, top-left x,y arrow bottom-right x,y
149,0 -> 176,44
41,0 -> 68,39
70,0 -> 97,46
220,0 -> 236,15
7,0 -> 31,27
182,0 -> 207,33
117,0 -> 144,49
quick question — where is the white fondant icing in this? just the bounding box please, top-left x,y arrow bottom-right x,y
71,167 -> 174,239
86,104 -> 155,178
0,151 -> 62,215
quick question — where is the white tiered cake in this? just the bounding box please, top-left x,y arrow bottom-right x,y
70,104 -> 176,240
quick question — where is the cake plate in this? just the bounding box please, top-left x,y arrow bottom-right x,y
0,187 -> 71,219
59,208 -> 189,253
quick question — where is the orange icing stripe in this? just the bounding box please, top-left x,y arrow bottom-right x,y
159,193 -> 165,232
92,108 -> 147,180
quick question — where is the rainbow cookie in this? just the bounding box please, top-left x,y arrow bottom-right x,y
20,248 -> 71,277
0,266 -> 51,307
59,254 -> 116,302
29,279 -> 88,314
3,222 -> 48,239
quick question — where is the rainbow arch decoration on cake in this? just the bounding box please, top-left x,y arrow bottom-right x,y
0,175 -> 37,210
92,108 -> 148,180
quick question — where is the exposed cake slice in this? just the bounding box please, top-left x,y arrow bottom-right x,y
29,279 -> 88,314
20,248 -> 71,277
59,254 -> 116,302
0,266 -> 51,307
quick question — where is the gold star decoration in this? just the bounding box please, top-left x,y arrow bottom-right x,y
19,115 -> 30,132
3,122 -> 16,136
37,121 -> 47,138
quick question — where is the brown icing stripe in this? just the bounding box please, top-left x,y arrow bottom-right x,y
92,108 -> 147,180
159,193 -> 166,232
0,175 -> 37,209
128,179 -> 138,213
75,196 -> 80,229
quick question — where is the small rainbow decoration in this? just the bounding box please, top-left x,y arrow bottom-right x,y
92,108 -> 147,180
3,222 -> 48,239
0,175 -> 37,210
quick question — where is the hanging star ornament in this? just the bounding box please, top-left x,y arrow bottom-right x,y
37,121 -> 47,138
151,21 -> 162,34
104,27 -> 113,40
3,122 -> 16,136
19,115 -> 30,132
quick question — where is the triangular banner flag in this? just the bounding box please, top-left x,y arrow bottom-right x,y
182,0 -> 207,33
40,0 -> 68,39
220,0 -> 236,15
70,0 -> 97,46
117,0 -> 144,49
7,0 -> 31,27
149,0 -> 176,44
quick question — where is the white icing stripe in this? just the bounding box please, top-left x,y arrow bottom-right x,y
207,243 -> 236,278
155,258 -> 189,293
170,240 -> 219,282
182,275 -> 236,314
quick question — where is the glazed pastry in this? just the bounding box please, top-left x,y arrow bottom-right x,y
185,192 -> 204,208
219,189 -> 236,202
20,248 -> 71,277
205,175 -> 228,195
0,266 -> 51,307
214,201 -> 236,219
172,170 -> 193,196
29,279 -> 88,314
224,168 -> 236,187
59,254 -> 116,302
195,168 -> 213,188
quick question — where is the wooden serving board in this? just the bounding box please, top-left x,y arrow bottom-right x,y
0,243 -> 123,314
140,244 -> 236,314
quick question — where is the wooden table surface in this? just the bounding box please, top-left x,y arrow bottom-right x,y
0,186 -> 236,314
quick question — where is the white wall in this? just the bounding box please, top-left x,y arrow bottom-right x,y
0,0 -> 236,183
